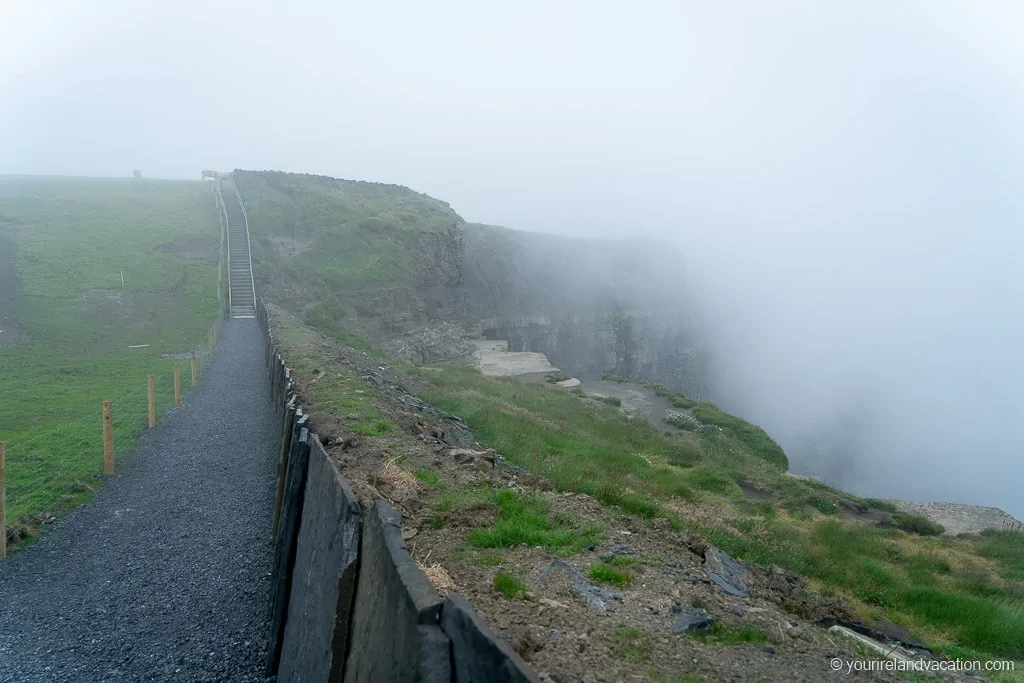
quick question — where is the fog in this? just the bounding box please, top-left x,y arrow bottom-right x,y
3,1 -> 1022,516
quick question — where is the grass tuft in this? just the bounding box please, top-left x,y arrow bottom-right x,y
468,490 -> 602,554
493,571 -> 529,599
588,562 -> 634,588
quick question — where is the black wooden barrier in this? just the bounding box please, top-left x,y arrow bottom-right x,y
257,300 -> 538,682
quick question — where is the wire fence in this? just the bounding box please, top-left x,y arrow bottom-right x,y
1,322 -> 220,552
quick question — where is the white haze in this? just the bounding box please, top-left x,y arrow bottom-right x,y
2,1 -> 1022,516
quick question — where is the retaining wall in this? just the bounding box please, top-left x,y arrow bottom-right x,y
257,300 -> 539,682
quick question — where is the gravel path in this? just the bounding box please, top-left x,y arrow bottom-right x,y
0,319 -> 276,682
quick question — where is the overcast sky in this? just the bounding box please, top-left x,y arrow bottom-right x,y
3,1 -> 1023,516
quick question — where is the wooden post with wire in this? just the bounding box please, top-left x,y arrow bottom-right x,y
174,362 -> 181,406
147,375 -> 156,428
0,441 -> 6,559
190,351 -> 197,388
102,401 -> 114,475
199,345 -> 204,375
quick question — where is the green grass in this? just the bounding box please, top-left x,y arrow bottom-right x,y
353,419 -> 393,436
864,498 -> 901,513
467,489 -> 602,555
414,470 -> 443,487
691,402 -> 788,469
664,412 -> 699,431
608,628 -> 652,664
235,170 -> 462,296
668,394 -> 698,410
891,513 -> 945,536
421,365 -> 1024,659
424,366 -> 764,518
0,176 -> 221,536
588,562 -> 634,588
493,571 -> 529,599
597,395 -> 622,407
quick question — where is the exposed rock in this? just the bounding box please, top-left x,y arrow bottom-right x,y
449,448 -> 496,465
703,546 -> 749,598
536,559 -> 621,612
680,530 -> 709,557
668,607 -> 714,634
888,500 -> 1023,536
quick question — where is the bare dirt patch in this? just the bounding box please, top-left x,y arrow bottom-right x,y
578,379 -> 695,435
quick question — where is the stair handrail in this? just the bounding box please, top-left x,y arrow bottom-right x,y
232,179 -> 257,311
213,180 -> 232,313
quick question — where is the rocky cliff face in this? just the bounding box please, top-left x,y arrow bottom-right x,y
234,169 -> 713,394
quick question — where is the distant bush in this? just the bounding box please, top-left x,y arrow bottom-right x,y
601,373 -> 630,383
892,513 -> 945,536
545,371 -> 569,383
669,394 -> 698,410
644,383 -> 673,398
493,572 -> 528,599
684,468 -> 740,495
805,495 -> 839,515
664,412 -> 699,431
864,498 -> 901,513
588,562 -> 633,588
598,396 -> 622,407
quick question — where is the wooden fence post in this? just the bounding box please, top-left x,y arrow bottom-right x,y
191,351 -> 197,388
103,401 -> 113,475
208,328 -> 214,359
0,441 -> 6,559
199,345 -> 204,375
174,362 -> 181,406
147,375 -> 156,428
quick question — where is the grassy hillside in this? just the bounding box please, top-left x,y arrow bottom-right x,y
235,170 -> 460,294
235,169 -> 697,337
425,369 -> 1024,659
0,175 -> 221,535
244,170 -> 1024,670
270,305 -> 1024,675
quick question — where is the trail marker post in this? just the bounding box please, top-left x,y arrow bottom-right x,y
147,375 -> 156,428
0,441 -> 6,558
174,363 -> 181,406
103,401 -> 114,475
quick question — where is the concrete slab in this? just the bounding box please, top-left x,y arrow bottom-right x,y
471,339 -> 560,377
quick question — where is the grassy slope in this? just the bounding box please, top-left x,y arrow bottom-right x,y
236,170 -> 458,292
240,170 -> 1024,664
0,176 -> 220,531
427,368 -> 1024,661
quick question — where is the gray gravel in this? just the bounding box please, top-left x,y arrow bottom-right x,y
0,319 -> 277,682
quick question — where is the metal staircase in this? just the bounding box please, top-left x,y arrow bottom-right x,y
221,179 -> 256,318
